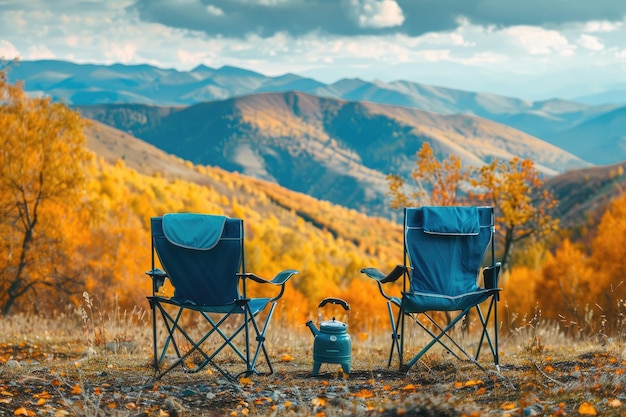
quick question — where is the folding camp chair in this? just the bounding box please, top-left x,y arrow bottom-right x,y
361,206 -> 501,372
146,213 -> 298,381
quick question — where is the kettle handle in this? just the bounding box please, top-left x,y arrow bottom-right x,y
318,297 -> 350,311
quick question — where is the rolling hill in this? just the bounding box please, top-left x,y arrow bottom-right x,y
78,91 -> 590,220
85,117 -> 626,249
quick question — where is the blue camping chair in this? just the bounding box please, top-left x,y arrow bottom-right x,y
361,206 -> 501,372
147,213 -> 299,381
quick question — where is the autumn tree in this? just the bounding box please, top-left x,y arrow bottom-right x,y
470,158 -> 559,270
388,143 -> 558,271
0,69 -> 94,315
539,239 -> 595,333
387,142 -> 472,208
585,193 -> 626,333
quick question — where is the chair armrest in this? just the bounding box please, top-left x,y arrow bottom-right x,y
482,262 -> 502,289
361,265 -> 406,283
238,269 -> 299,285
145,268 -> 168,292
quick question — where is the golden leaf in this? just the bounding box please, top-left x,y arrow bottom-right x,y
501,402 -> 516,410
543,365 -> 554,373
608,399 -> 622,407
464,380 -> 483,387
354,389 -> 374,399
13,407 -> 34,416
578,402 -> 597,415
312,397 -> 326,407
239,376 -> 253,386
280,354 -> 294,362
401,383 -> 417,391
70,384 -> 82,395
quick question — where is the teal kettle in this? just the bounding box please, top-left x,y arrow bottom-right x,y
305,298 -> 351,376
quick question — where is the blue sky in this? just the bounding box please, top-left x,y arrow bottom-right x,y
1,0 -> 625,100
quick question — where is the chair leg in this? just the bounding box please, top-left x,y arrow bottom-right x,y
245,302 -> 277,376
387,302 -> 400,368
474,296 -> 498,365
404,307 -> 487,371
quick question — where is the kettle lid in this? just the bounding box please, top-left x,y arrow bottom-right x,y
319,318 -> 348,333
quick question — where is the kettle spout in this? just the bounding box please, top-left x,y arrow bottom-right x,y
305,320 -> 319,336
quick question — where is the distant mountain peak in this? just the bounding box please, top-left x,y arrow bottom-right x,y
216,65 -> 265,77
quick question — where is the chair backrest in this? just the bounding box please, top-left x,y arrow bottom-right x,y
151,213 -> 244,306
404,206 -> 494,296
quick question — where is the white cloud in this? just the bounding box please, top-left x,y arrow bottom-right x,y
206,5 -> 224,16
583,20 -> 622,33
0,40 -> 20,60
27,44 -> 56,60
344,0 -> 404,29
503,26 -> 575,56
577,34 -> 604,51
458,52 -> 508,65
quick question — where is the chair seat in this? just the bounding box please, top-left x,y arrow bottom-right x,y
402,288 -> 498,313
149,296 -> 272,315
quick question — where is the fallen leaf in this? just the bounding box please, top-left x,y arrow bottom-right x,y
544,365 -> 554,373
280,354 -> 294,362
13,407 -> 34,416
464,380 -> 483,387
239,377 -> 253,385
578,402 -> 597,415
354,389 -> 374,399
312,397 -> 326,407
608,399 -> 622,407
501,402 -> 516,410
70,384 -> 81,395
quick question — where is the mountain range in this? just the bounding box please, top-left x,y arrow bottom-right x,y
5,59 -> 626,222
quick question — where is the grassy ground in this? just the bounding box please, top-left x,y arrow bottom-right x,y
1,310 -> 625,417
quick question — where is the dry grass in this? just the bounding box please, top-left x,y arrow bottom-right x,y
1,301 -> 626,417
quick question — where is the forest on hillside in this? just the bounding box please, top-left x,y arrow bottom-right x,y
1,70 -> 626,343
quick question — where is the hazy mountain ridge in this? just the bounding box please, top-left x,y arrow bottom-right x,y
7,60 -> 626,165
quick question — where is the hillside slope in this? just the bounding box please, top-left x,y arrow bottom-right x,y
79,91 -> 590,219
83,118 -> 403,246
